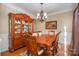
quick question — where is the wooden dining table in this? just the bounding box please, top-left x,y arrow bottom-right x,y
36,34 -> 56,51
36,34 -> 56,55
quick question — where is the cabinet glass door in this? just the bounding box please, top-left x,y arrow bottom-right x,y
22,20 -> 28,32
15,18 -> 21,33
29,23 -> 32,32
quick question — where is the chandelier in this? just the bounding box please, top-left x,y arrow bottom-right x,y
37,3 -> 47,23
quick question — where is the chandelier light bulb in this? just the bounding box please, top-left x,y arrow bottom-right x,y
37,13 -> 40,18
45,16 -> 47,18
44,13 -> 47,16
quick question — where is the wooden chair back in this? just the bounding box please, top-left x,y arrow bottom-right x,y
55,31 -> 61,43
53,31 -> 61,55
48,31 -> 55,36
26,36 -> 38,56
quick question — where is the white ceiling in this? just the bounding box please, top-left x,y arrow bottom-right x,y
4,3 -> 77,17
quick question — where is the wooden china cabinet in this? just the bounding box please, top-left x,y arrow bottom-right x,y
8,13 -> 34,52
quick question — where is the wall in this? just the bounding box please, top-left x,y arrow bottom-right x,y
0,4 -> 35,52
35,11 -> 73,44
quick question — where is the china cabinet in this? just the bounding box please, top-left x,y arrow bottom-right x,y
8,13 -> 34,52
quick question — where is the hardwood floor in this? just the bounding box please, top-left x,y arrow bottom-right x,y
1,44 -> 71,56
56,44 -> 64,56
1,47 -> 27,56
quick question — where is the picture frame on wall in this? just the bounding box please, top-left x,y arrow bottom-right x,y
46,21 -> 57,29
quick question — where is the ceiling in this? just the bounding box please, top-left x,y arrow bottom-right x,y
4,3 -> 77,17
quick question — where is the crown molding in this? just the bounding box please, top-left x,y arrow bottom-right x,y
48,8 -> 73,16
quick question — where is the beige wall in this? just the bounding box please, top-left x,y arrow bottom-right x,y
48,11 -> 73,32
0,3 -> 35,52
35,11 -> 73,44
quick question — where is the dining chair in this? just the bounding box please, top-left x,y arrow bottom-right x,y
48,31 -> 55,36
32,32 -> 38,37
52,31 -> 61,55
38,31 -> 42,37
26,36 -> 37,56
25,36 -> 44,56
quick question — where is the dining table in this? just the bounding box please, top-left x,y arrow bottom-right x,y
36,34 -> 56,47
36,34 -> 56,54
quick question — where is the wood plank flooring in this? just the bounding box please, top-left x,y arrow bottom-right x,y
1,44 -> 71,56
1,47 -> 27,56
